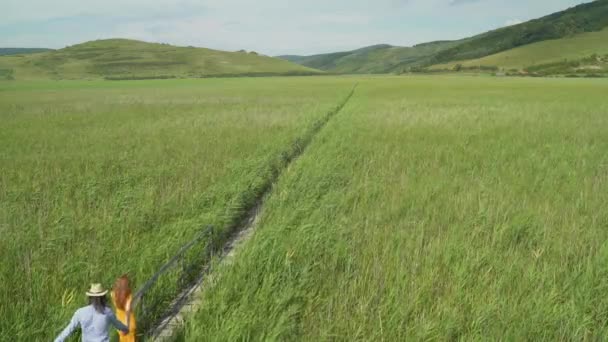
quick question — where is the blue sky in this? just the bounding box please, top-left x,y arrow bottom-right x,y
1,0 -> 593,55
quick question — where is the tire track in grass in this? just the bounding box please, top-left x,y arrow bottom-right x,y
149,84 -> 357,341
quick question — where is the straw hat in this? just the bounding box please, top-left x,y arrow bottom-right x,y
86,283 -> 108,297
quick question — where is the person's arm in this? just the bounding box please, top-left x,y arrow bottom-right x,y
54,311 -> 79,342
107,309 -> 129,333
125,296 -> 132,331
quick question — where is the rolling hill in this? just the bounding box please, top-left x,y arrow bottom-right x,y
431,28 -> 608,72
0,39 -> 320,80
279,0 -> 608,74
277,41 -> 462,74
428,0 -> 608,65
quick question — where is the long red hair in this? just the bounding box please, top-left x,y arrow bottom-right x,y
113,274 -> 132,311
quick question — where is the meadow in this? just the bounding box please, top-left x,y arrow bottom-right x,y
0,77 -> 353,340
183,76 -> 608,340
2,75 -> 608,341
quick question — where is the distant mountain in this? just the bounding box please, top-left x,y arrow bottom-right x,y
279,0 -> 608,74
0,39 -> 320,80
277,41 -> 461,74
0,48 -> 53,56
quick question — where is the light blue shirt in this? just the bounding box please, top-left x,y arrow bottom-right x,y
54,305 -> 129,342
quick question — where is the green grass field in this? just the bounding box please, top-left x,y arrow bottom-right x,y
2,75 -> 608,341
182,76 -> 608,340
0,77 -> 352,340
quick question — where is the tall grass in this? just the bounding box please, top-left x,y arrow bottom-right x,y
185,76 -> 608,340
0,77 -> 353,341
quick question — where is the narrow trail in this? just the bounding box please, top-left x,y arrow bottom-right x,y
148,85 -> 357,341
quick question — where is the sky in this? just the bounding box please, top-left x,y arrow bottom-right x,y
1,0 -> 594,56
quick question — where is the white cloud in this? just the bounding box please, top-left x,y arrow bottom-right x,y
314,14 -> 371,25
0,0 -> 598,55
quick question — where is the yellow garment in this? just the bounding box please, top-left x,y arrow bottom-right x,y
111,292 -> 137,342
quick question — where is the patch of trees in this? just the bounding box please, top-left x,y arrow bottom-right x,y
522,55 -> 608,77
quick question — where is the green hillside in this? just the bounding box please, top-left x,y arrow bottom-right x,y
280,0 -> 608,74
430,0 -> 608,65
431,28 -> 608,73
0,48 -> 53,56
277,40 -> 461,74
0,39 -> 320,80
279,45 -> 396,72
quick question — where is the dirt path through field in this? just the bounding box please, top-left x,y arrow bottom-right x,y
149,85 -> 357,341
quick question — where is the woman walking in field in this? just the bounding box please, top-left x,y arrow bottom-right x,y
55,283 -> 130,342
112,275 -> 137,342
